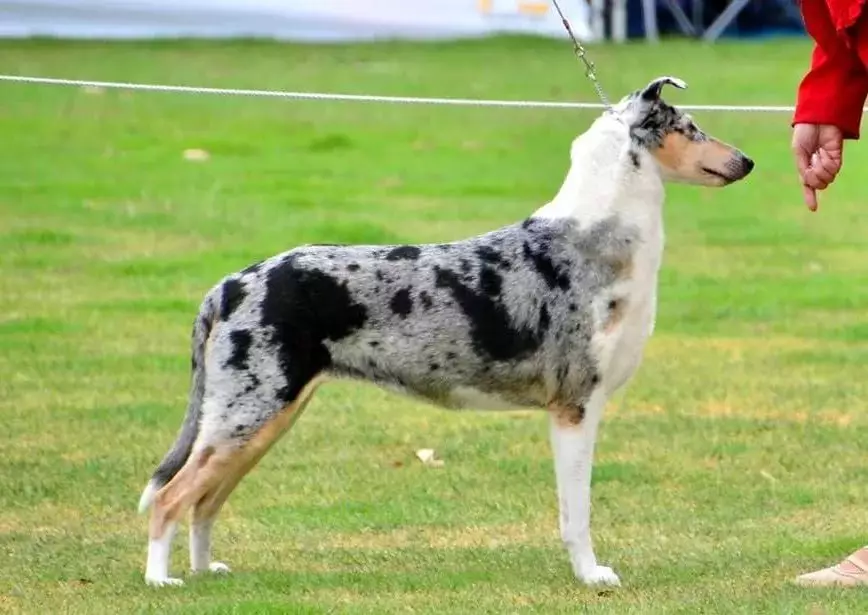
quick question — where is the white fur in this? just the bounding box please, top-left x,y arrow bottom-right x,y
138,481 -> 158,514
536,113 -> 666,585
549,389 -> 619,586
145,521 -> 183,587
537,114 -> 664,394
190,517 -> 232,574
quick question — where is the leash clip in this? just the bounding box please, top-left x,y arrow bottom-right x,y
551,0 -> 611,110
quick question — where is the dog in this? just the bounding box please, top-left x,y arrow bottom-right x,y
137,76 -> 753,587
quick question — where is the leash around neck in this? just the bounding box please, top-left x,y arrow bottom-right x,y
550,0 -> 611,111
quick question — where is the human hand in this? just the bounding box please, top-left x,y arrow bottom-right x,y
792,123 -> 844,211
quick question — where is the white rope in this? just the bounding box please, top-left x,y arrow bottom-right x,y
0,74 -> 801,113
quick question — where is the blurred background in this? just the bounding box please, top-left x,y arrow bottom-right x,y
7,2 -> 868,614
1,0 -> 806,44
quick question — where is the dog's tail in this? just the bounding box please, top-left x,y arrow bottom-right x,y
138,286 -> 220,514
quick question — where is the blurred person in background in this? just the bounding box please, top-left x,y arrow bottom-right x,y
791,0 -> 868,587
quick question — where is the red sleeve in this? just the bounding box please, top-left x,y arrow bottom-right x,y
794,0 -> 868,139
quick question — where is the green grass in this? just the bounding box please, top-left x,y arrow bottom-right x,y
2,36 -> 868,613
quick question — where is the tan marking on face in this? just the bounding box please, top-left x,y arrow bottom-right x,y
149,376 -> 324,538
651,132 -> 741,186
548,403 -> 584,428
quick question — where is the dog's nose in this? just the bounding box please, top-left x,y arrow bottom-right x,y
742,156 -> 755,175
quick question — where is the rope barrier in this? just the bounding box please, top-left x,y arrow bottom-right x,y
0,74 -> 805,113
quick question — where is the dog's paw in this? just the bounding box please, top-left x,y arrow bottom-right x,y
145,576 -> 184,588
578,565 -> 621,587
209,561 -> 231,574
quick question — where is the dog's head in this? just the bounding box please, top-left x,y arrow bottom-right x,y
612,76 -> 753,186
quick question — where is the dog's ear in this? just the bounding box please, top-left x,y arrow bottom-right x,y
639,76 -> 687,102
614,76 -> 687,132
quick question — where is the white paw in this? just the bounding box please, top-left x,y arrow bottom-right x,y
145,576 -> 185,587
578,565 -> 621,587
209,561 -> 231,574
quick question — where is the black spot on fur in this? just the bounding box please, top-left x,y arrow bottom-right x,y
436,244 -> 451,251
591,374 -> 600,386
233,424 -> 246,435
522,242 -> 570,290
220,278 -> 247,321
475,245 -> 511,270
460,259 -> 472,274
476,246 -> 501,263
369,340 -> 380,347
429,362 -> 440,371
434,266 -> 543,361
419,291 -> 433,310
375,270 -> 385,281
521,218 -> 534,230
539,304 -> 550,331
446,351 -> 457,360
629,150 -> 640,169
261,258 -> 368,402
226,329 -> 253,371
608,299 -> 618,310
479,267 -> 502,297
347,263 -> 360,272
385,245 -> 421,261
569,303 -> 578,312
390,287 -> 414,318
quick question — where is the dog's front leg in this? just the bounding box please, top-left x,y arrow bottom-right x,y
548,392 -> 620,587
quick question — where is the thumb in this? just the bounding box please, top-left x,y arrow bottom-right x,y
802,183 -> 818,211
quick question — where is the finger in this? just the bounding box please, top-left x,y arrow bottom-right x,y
802,183 -> 817,211
812,164 -> 836,185
818,149 -> 841,180
817,149 -> 841,166
802,169 -> 828,191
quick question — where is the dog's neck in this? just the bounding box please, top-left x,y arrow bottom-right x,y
533,114 -> 665,230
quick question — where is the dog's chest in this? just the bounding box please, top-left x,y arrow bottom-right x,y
594,223 -> 663,390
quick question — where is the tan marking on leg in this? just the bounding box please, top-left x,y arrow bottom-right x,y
150,377 -> 324,540
149,453 -> 211,539
548,403 -> 584,428
192,376 -> 324,523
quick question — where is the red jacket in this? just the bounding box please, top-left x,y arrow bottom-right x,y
795,0 -> 868,138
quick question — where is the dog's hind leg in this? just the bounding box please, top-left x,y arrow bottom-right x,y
187,376 -> 324,576
548,388 -> 620,587
145,376 -> 322,586
146,444 -> 218,586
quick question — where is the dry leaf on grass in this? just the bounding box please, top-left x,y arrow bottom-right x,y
183,148 -> 210,162
415,448 -> 444,468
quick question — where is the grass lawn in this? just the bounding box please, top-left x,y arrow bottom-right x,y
2,35 -> 868,614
